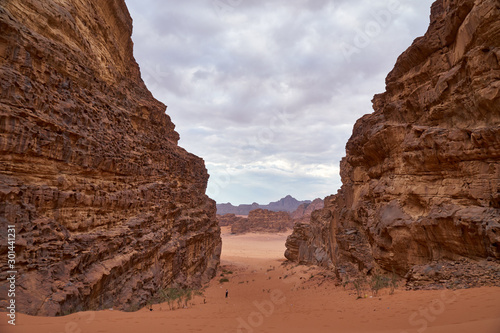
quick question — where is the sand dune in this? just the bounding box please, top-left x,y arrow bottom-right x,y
3,227 -> 500,333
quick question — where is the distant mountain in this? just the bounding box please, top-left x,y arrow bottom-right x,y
216,195 -> 311,215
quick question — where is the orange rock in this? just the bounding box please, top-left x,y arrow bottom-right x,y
0,0 -> 221,315
230,209 -> 293,234
286,0 -> 500,286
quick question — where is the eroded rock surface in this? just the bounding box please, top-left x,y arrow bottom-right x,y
285,197 -> 332,267
0,0 -> 221,315
230,209 -> 293,234
290,198 -> 324,222
286,0 -> 500,286
217,214 -> 247,227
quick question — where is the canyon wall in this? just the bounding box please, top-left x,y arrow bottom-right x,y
290,198 -> 324,222
0,0 -> 221,315
217,214 -> 247,227
286,0 -> 500,286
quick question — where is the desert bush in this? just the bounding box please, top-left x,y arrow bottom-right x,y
389,267 -> 398,295
154,287 -> 201,310
352,277 -> 366,299
369,274 -> 390,297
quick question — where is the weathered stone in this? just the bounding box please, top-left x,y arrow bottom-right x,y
231,209 -> 293,234
0,0 -> 221,315
285,197 -> 333,267
285,0 -> 500,286
217,214 -> 247,227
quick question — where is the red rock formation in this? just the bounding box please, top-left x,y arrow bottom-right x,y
290,198 -> 324,222
285,197 -> 332,267
217,214 -> 247,227
0,0 -> 221,315
286,0 -> 500,286
230,209 -> 292,234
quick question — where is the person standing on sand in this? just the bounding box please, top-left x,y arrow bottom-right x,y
225,289 -> 229,298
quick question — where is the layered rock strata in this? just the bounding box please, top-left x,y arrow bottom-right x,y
286,0 -> 500,286
0,0 -> 221,315
284,197 -> 332,267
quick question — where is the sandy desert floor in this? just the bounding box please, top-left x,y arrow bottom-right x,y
3,226 -> 500,333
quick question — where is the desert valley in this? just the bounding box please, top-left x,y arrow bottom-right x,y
0,0 -> 499,332
2,225 -> 500,332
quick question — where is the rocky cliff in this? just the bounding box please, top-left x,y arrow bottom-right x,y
0,0 -> 221,315
286,0 -> 500,286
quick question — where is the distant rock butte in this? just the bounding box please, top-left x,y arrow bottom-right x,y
0,0 -> 221,315
217,195 -> 311,215
290,198 -> 325,222
218,199 -> 323,234
230,209 -> 293,234
285,0 -> 500,288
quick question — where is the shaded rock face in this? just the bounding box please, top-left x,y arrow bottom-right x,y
0,0 -> 221,315
290,198 -> 324,222
230,209 -> 292,234
284,197 -> 332,267
286,0 -> 500,284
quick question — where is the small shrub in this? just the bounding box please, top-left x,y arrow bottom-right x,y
124,304 -> 140,312
389,267 -> 398,295
153,287 -> 201,310
369,274 -> 390,297
352,277 -> 366,299
219,278 -> 229,283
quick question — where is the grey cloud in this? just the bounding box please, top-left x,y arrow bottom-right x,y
126,0 -> 434,204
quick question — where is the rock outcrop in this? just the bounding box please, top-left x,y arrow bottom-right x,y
216,214 -> 247,227
290,198 -> 324,222
285,0 -> 500,286
285,197 -> 332,267
0,0 -> 221,315
230,209 -> 293,234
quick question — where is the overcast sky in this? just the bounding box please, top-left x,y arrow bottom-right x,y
125,0 -> 434,205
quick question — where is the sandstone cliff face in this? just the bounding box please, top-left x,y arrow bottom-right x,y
284,197 -> 332,267
230,209 -> 292,234
0,0 -> 221,315
286,0 -> 500,285
290,198 -> 324,222
216,214 -> 247,227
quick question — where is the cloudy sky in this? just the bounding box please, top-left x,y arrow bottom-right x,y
125,0 -> 434,205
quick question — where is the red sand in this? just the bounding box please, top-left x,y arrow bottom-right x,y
3,227 -> 500,333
